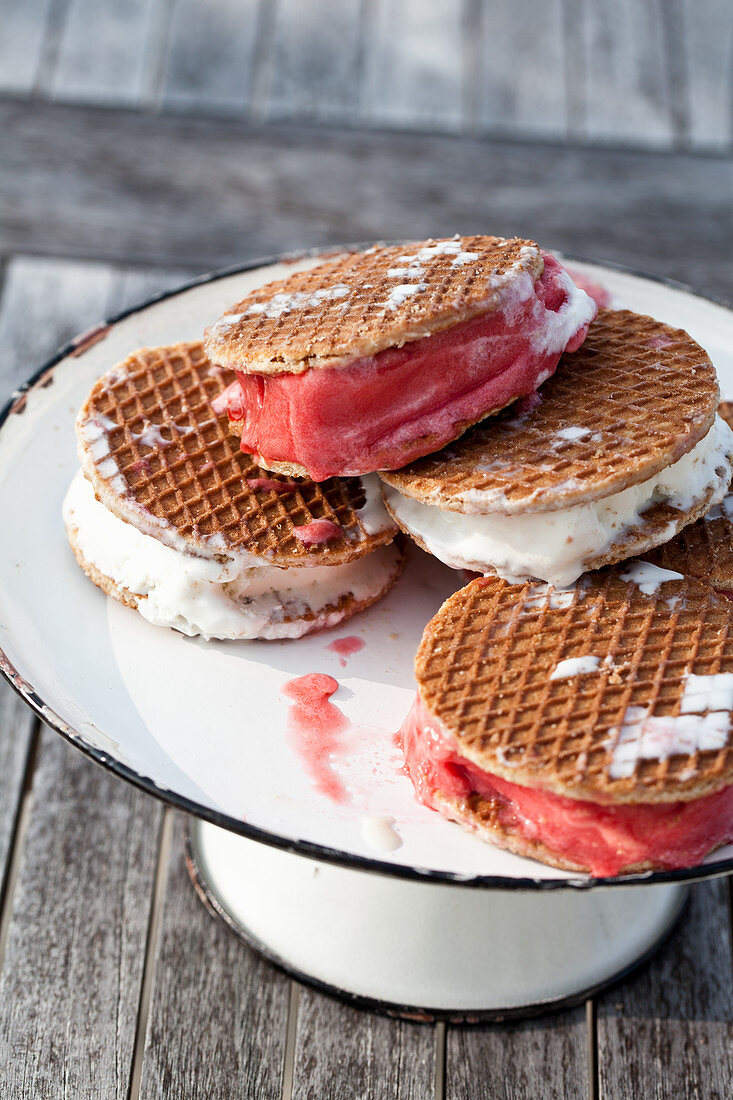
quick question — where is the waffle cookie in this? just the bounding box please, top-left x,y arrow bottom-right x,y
643,403 -> 733,592
381,310 -> 733,586
204,237 -> 596,479
401,567 -> 733,876
64,342 -> 403,641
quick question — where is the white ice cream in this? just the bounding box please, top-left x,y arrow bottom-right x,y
64,472 -> 399,641
383,415 -> 733,587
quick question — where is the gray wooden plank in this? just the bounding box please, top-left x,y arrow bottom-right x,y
265,0 -> 365,123
4,100 -> 733,301
139,813 -> 290,1098
477,0 -> 567,139
0,0 -> 55,95
580,0 -> 675,148
597,879 -> 733,1099
292,986 -> 435,1100
159,0 -> 263,113
0,254 -> 116,396
0,728 -> 162,1099
680,0 -> 733,152
0,689 -> 34,913
48,0 -> 161,106
361,0 -> 466,130
445,1006 -> 589,1100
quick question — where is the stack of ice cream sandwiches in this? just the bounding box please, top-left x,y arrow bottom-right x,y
64,234 -> 733,875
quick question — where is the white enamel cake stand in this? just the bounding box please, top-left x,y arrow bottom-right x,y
188,822 -> 687,1017
1,248 -> 732,1018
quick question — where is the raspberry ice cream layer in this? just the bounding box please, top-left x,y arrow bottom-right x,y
401,696 -> 733,877
226,254 -> 596,480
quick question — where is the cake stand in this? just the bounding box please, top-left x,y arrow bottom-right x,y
1,247 -> 731,1018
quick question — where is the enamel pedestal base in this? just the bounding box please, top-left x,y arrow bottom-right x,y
188,819 -> 688,1020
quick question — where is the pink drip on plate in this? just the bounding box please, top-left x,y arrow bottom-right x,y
326,636 -> 365,667
281,674 -> 351,804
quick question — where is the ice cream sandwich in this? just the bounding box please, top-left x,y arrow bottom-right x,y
203,237 -> 596,480
401,568 -> 733,876
64,342 -> 403,640
381,310 -> 733,586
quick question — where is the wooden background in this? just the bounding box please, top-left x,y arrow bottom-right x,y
1,1 -> 733,1096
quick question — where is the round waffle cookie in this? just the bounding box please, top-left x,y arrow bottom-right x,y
416,569 -> 733,802
381,309 -> 719,514
645,404 -> 733,592
203,237 -> 544,374
202,238 -> 596,482
404,567 -> 733,874
76,342 -> 397,569
380,310 -> 733,586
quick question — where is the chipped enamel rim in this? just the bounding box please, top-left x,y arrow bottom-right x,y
2,244 -> 733,892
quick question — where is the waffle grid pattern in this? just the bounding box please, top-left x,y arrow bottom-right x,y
203,236 -> 541,373
77,342 -> 394,566
644,404 -> 733,588
416,572 -> 733,802
382,310 -> 719,514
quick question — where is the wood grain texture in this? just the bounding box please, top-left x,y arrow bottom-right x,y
0,729 -> 162,1100
292,986 -> 435,1100
138,814 -> 290,1099
0,687 -> 35,908
159,0 -> 263,113
3,100 -> 733,300
577,0 -> 675,147
49,0 -> 160,105
265,0 -> 365,123
0,254 -> 116,395
680,0 -> 733,151
0,0 -> 55,94
361,0 -> 465,129
597,879 -> 733,1099
445,1006 -> 589,1100
477,0 -> 567,138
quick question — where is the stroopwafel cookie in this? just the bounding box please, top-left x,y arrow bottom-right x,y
64,342 -> 403,640
401,566 -> 733,876
204,237 -> 596,479
381,310 -> 733,586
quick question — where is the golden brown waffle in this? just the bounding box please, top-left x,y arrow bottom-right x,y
645,516 -> 733,593
415,570 -> 733,804
65,524 -> 405,640
381,310 -> 719,514
644,403 -> 733,590
203,237 -> 543,374
76,342 -> 397,568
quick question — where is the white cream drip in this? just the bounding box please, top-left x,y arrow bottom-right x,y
385,283 -> 427,310
619,561 -> 684,595
355,475 -> 395,536
360,816 -> 402,852
384,416 -> 733,587
63,472 -> 399,641
549,656 -> 602,680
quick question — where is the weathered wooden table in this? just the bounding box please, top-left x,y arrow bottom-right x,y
2,2 -> 733,1095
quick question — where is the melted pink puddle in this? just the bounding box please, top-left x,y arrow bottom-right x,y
282,674 -> 350,803
327,635 -> 365,667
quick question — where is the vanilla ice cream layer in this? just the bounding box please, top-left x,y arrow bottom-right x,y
383,415 -> 733,587
64,472 -> 399,640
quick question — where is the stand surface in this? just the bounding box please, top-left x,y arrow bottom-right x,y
190,820 -> 689,1019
